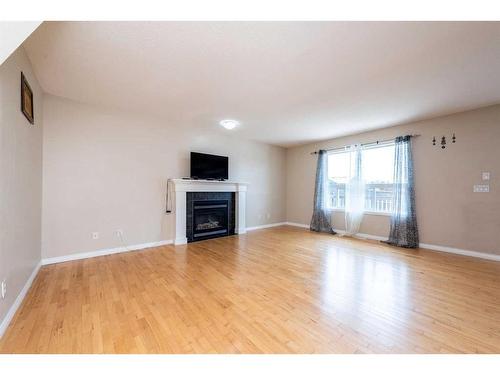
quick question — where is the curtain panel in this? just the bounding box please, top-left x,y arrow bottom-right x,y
310,150 -> 335,234
344,144 -> 365,236
385,135 -> 419,248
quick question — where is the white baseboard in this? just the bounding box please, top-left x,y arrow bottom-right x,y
286,223 -> 388,241
41,240 -> 173,266
285,221 -> 309,229
246,222 -> 287,231
418,243 -> 500,262
40,222 -> 500,266
284,222 -> 500,262
41,224 -> 289,265
0,260 -> 42,339
354,233 -> 388,241
41,224 -> 288,266
334,229 -> 388,242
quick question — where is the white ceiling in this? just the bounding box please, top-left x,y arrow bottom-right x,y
0,21 -> 41,65
24,21 -> 500,147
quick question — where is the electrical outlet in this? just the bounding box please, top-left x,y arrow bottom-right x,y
482,172 -> 491,181
1,280 -> 6,299
115,229 -> 124,237
473,184 -> 489,193
92,232 -> 99,239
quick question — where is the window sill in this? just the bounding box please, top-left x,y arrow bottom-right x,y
329,208 -> 392,217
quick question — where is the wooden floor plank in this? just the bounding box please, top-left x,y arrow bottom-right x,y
1,225 -> 499,353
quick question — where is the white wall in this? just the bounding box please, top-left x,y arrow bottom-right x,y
0,46 -> 43,326
286,105 -> 500,256
42,95 -> 287,259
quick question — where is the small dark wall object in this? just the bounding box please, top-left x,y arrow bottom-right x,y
433,134 -> 456,149
21,72 -> 34,124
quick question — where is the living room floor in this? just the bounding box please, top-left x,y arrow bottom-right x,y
1,226 -> 499,354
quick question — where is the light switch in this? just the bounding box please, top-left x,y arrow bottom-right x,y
473,184 -> 489,193
482,172 -> 490,181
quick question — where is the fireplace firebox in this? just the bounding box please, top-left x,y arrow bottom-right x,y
186,192 -> 235,242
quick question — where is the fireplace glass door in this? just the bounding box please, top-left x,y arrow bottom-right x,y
192,200 -> 229,240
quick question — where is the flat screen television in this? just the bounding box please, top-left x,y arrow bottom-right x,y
190,152 -> 229,180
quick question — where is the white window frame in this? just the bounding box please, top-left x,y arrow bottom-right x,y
326,141 -> 395,217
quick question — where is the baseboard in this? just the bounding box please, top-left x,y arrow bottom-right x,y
334,228 -> 388,242
40,223 -> 500,266
42,225 -> 292,264
41,225 -> 290,265
246,222 -> 287,231
0,260 -> 42,339
418,243 -> 500,262
284,222 -> 500,262
285,221 -> 309,229
41,240 -> 173,266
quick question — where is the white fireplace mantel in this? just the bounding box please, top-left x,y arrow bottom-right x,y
169,179 -> 248,245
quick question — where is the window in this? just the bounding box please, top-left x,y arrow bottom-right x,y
327,143 -> 395,213
327,151 -> 349,209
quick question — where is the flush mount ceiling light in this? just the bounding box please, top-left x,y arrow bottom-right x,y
219,119 -> 239,130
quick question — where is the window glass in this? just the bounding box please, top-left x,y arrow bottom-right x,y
327,151 -> 348,209
327,143 -> 395,213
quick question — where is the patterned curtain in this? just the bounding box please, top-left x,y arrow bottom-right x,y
385,135 -> 419,248
310,150 -> 336,234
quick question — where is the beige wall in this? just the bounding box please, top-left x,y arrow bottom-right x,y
0,47 -> 43,325
286,105 -> 500,255
42,95 -> 287,259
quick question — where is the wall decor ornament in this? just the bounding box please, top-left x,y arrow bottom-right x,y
432,133 -> 456,149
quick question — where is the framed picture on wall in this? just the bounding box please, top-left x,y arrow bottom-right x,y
21,72 -> 34,124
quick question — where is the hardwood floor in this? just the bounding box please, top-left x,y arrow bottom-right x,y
1,225 -> 500,354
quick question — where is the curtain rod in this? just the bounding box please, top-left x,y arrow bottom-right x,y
310,134 -> 420,155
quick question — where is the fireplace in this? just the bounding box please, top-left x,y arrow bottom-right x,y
186,192 -> 235,242
169,179 -> 247,245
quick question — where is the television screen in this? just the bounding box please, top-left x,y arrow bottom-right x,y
190,152 -> 229,180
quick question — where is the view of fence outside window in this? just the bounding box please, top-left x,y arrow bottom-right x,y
327,143 -> 395,213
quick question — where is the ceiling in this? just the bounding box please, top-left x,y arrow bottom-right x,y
0,21 -> 41,66
24,21 -> 500,147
